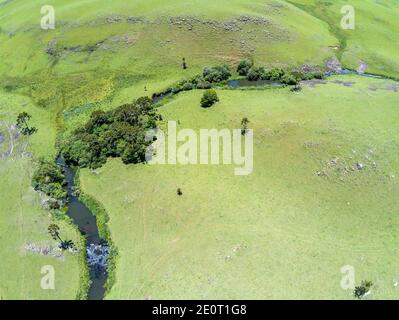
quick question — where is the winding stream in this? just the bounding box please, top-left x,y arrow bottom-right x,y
56,68 -> 393,300
56,157 -> 109,300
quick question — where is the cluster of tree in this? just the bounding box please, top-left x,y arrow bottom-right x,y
32,158 -> 67,201
60,97 -> 161,169
201,89 -> 219,108
153,65 -> 232,100
353,280 -> 373,299
16,112 -> 38,136
236,59 -> 325,86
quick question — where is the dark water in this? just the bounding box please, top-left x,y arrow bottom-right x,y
227,79 -> 282,88
56,157 -> 108,300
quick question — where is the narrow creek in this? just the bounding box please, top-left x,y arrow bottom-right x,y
56,157 -> 109,300
56,67 -> 392,300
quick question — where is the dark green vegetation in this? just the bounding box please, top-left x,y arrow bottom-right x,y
16,112 -> 38,136
153,65 -> 232,100
32,158 -> 67,203
241,117 -> 250,135
238,59 -> 324,84
354,280 -> 373,299
60,97 -> 160,169
237,59 -> 254,76
201,89 -> 219,108
1,0 -> 399,300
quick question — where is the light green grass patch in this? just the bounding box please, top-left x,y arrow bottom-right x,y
0,92 -> 82,299
80,75 -> 399,299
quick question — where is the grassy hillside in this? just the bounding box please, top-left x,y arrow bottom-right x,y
1,0 -> 399,300
81,76 -> 399,299
0,91 -> 82,299
0,0 -> 338,111
288,0 -> 399,78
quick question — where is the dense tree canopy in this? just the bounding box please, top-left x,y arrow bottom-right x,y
32,159 -> 67,201
60,97 -> 160,169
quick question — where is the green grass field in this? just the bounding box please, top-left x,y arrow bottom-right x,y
1,0 -> 399,300
0,91 -> 82,299
80,76 -> 399,299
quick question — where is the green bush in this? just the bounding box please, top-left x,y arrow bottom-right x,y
312,71 -> 325,79
203,65 -> 231,83
237,59 -> 253,76
32,159 -> 67,201
246,67 -> 266,81
201,89 -> 219,108
281,73 -> 299,85
263,68 -> 285,81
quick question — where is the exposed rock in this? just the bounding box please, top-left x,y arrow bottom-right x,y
356,162 -> 365,170
87,243 -> 109,277
46,40 -> 58,57
357,61 -> 368,74
331,80 -> 354,87
20,151 -> 32,158
127,16 -> 147,24
24,242 -> 65,260
326,56 -> 342,74
105,15 -> 123,24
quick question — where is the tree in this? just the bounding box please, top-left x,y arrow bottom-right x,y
48,224 -> 75,250
353,280 -> 373,299
203,65 -> 231,83
177,188 -> 183,196
241,117 -> 250,135
16,112 -> 38,136
246,67 -> 265,81
237,59 -> 253,76
182,57 -> 187,70
32,158 -> 67,201
263,68 -> 285,81
61,96 -> 160,169
48,224 -> 61,242
201,89 -> 219,108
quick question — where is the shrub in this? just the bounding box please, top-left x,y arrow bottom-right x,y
263,68 -> 285,81
32,159 -> 67,201
312,71 -> 325,79
237,59 -> 254,76
246,67 -> 265,81
203,65 -> 231,83
201,89 -> 219,108
181,82 -> 194,91
196,80 -> 212,89
281,73 -> 299,85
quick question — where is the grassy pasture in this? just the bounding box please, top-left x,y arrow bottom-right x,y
0,91 -> 82,299
80,76 -> 399,299
0,0 -> 337,111
0,0 -> 399,300
288,0 -> 399,78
